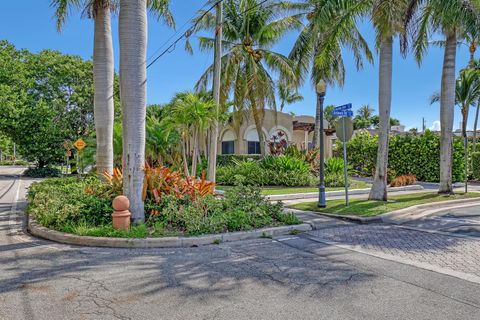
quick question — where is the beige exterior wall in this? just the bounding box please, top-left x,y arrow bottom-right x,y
218,110 -> 332,157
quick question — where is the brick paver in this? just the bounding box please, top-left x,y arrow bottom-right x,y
308,225 -> 480,278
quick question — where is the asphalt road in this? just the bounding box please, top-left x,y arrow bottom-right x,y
1,166 -> 480,320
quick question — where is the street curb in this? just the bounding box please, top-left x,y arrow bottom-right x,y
380,197 -> 480,224
265,185 -> 424,201
27,219 -> 312,248
287,208 -> 382,224
287,197 -> 480,225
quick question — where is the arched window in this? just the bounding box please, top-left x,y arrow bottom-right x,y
245,129 -> 261,154
221,130 -> 235,155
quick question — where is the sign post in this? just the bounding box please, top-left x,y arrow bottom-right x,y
73,138 -> 87,175
334,104 -> 354,206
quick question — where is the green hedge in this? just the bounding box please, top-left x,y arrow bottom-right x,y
343,130 -> 464,182
473,152 -> 480,180
217,154 -> 263,166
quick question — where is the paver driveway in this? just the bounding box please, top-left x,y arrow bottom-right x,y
307,224 -> 480,284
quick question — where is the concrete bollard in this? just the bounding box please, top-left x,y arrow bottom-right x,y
112,196 -> 131,230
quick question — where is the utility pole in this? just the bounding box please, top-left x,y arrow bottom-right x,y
422,117 -> 426,132
207,0 -> 223,183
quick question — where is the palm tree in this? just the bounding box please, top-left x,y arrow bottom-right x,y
471,59 -> 480,152
119,0 -> 148,223
164,92 -> 217,176
357,104 -> 374,120
431,68 -> 480,191
289,0 -> 373,149
369,0 -> 409,201
52,0 -> 174,178
278,81 -> 304,112
195,0 -> 301,155
145,105 -> 182,168
405,0 -> 480,194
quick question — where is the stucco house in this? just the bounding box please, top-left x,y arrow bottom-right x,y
217,109 -> 334,157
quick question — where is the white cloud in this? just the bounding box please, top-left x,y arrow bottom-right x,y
430,120 -> 441,131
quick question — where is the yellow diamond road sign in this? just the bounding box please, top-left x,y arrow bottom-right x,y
73,139 -> 87,151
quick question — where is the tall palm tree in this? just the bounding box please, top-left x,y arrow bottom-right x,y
471,59 -> 480,152
369,0 -> 409,201
431,68 -> 480,191
289,0 -> 373,149
405,0 -> 480,194
195,0 -> 301,155
119,0 -> 148,223
52,0 -> 174,178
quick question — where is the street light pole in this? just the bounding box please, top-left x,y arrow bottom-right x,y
316,80 -> 327,208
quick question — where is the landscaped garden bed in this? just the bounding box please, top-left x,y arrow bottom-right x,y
216,152 -> 352,188
289,192 -> 480,217
27,167 -> 302,239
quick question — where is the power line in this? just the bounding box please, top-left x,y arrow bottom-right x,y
147,0 -> 225,69
146,0 -> 270,69
146,0 -> 211,64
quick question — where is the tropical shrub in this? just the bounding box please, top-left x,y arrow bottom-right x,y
217,154 -> 263,166
27,177 -> 112,229
24,167 -> 62,178
472,152 -> 480,180
27,177 -> 300,237
98,165 -> 215,204
216,157 -> 315,187
260,155 -> 310,174
325,157 -> 347,176
343,130 -> 464,182
390,175 -> 417,187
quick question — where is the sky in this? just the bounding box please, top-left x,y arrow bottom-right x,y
0,0 -> 476,131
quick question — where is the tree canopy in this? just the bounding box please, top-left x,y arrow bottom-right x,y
0,40 -> 99,167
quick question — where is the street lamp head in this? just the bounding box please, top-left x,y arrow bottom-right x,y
316,79 -> 327,96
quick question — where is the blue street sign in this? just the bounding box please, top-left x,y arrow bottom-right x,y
334,103 -> 352,112
333,110 -> 353,117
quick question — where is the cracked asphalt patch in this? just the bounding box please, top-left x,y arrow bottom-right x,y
1,167 -> 480,319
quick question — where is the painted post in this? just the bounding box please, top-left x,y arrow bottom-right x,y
342,117 -> 349,206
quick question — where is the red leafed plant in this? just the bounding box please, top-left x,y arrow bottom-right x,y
102,163 -> 215,204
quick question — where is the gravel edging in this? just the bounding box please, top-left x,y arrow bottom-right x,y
287,197 -> 480,225
27,219 -> 312,248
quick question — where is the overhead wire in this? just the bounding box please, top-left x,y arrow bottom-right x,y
146,0 -> 270,69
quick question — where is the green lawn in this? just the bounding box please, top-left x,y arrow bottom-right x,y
216,180 -> 369,196
289,192 -> 480,217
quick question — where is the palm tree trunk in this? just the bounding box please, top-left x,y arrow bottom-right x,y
119,0 -> 147,223
93,5 -> 114,177
369,36 -> 393,201
312,95 -> 321,149
182,138 -> 190,176
474,101 -> 479,152
207,1 -> 223,182
250,99 -> 266,155
462,107 -> 469,193
192,127 -> 199,177
439,31 -> 457,194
